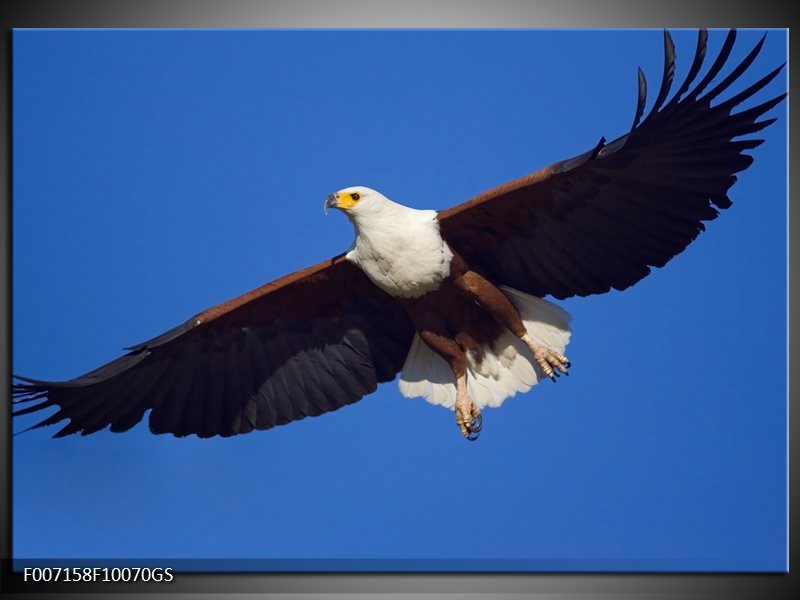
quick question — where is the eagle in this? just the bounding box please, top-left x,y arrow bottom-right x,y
13,29 -> 786,441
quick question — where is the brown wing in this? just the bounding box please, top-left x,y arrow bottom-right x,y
438,29 -> 786,300
13,255 -> 414,438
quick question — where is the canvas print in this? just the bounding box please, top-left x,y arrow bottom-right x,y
12,28 -> 787,571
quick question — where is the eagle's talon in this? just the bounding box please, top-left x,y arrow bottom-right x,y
465,413 -> 482,440
470,413 -> 482,433
455,392 -> 482,440
530,343 -> 571,381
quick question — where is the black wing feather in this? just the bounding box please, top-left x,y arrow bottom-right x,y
439,29 -> 785,300
14,259 -> 414,438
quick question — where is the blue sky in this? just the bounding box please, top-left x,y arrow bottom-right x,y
12,29 -> 787,570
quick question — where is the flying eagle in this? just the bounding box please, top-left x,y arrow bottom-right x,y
13,29 -> 786,441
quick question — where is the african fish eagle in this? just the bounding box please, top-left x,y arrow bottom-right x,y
13,29 -> 786,440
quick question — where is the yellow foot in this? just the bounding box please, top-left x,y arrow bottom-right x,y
523,334 -> 571,382
454,386 -> 482,441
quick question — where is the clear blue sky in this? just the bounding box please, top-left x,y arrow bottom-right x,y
12,29 -> 787,571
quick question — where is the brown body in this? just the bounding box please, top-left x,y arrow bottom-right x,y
400,248 -> 571,438
402,250 -> 535,375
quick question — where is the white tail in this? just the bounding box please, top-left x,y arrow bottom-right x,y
398,286 -> 572,410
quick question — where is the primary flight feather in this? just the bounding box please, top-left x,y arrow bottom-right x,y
13,29 -> 786,440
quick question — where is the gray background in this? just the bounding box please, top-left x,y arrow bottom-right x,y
1,0 -> 794,597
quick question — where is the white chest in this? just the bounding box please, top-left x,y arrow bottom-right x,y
346,216 -> 453,298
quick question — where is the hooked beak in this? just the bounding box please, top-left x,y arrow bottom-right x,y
323,193 -> 338,214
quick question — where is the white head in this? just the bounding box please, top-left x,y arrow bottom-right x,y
323,186 -> 394,223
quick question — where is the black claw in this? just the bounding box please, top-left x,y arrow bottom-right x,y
471,413 -> 483,433
465,413 -> 482,441
550,375 -> 556,383
565,361 -> 572,368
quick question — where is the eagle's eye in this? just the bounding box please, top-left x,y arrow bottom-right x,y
351,192 -> 361,201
